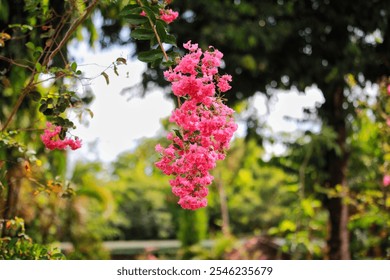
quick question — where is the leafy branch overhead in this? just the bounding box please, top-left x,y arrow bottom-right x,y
120,0 -> 178,67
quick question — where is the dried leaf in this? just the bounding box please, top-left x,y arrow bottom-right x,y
116,57 -> 127,65
101,71 -> 109,85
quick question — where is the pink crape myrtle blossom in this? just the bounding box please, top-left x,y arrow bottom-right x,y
218,74 -> 233,92
383,174 -> 390,187
159,9 -> 179,24
156,41 -> 237,210
41,122 -> 81,151
387,84 -> 390,95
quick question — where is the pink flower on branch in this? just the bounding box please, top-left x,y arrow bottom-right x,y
41,122 -> 81,151
218,74 -> 233,92
156,41 -> 237,210
383,174 -> 390,187
159,9 -> 179,24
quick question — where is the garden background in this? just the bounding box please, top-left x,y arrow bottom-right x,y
0,0 -> 389,260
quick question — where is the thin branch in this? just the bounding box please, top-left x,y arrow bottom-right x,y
41,11 -> 72,66
1,79 -> 35,132
0,55 -> 34,71
44,0 -> 99,65
136,0 -> 170,62
135,1 -> 180,106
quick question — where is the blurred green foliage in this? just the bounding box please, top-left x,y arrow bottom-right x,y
0,0 -> 389,260
0,217 -> 64,260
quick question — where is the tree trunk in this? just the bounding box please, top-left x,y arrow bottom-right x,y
217,172 -> 230,236
1,163 -> 22,237
323,86 -> 350,260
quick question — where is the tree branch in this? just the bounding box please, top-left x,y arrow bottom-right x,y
0,55 -> 34,71
44,0 -> 99,66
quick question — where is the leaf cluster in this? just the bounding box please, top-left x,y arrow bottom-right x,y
120,0 -> 178,66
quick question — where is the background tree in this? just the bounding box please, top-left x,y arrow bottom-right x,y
135,0 -> 390,259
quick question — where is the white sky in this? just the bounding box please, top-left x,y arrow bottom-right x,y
67,42 -> 174,163
66,42 -> 325,164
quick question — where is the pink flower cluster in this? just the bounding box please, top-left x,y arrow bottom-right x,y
140,8 -> 178,24
156,41 -> 237,210
383,174 -> 390,187
159,9 -> 178,24
41,122 -> 81,150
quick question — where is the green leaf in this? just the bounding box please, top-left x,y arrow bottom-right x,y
35,62 -> 42,72
301,199 -> 315,217
8,24 -> 22,29
54,116 -> 66,126
119,4 -> 141,16
140,0 -> 150,7
137,49 -> 163,63
161,60 -> 174,67
70,62 -> 77,72
173,129 -> 183,140
30,91 -> 41,102
42,108 -> 53,116
56,103 -> 67,113
21,24 -> 33,32
51,253 -> 65,260
279,220 -> 297,232
142,6 -> 156,24
156,20 -> 167,42
168,51 -> 181,60
164,34 -> 177,46
25,42 -> 35,51
150,57 -> 163,68
150,5 -> 160,15
124,14 -> 148,25
173,143 -> 181,150
101,72 -> 109,85
8,238 -> 18,249
39,103 -> 47,112
130,28 -> 155,40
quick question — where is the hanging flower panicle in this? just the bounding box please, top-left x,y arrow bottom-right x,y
156,41 -> 237,210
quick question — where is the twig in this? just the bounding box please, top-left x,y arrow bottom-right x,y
0,55 -> 34,71
44,0 -> 99,65
1,79 -> 35,131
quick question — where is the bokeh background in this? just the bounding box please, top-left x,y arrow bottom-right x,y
0,0 -> 389,260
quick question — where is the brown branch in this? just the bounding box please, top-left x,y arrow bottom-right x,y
41,11 -> 72,66
1,79 -> 35,131
0,55 -> 34,71
43,0 -> 99,66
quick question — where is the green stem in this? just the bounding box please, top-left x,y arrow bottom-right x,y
136,0 -> 170,62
